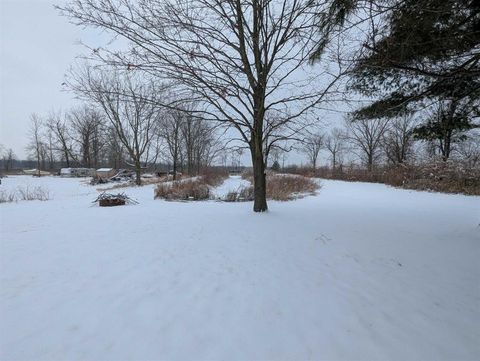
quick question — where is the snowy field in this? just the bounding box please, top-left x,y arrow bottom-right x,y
0,175 -> 479,360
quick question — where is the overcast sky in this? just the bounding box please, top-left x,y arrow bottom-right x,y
0,0 -> 346,165
0,0 -> 99,159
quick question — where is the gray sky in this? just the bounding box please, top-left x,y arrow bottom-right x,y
0,0 -> 97,159
0,0 -> 347,166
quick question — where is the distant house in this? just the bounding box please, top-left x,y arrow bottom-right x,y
60,168 -> 95,177
96,168 -> 116,180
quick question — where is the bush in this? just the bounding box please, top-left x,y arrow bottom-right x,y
224,186 -> 255,202
396,161 -> 480,195
154,169 -> 229,201
154,179 -> 210,200
234,174 -> 319,202
0,190 -> 17,203
266,174 -> 319,200
241,169 -> 253,180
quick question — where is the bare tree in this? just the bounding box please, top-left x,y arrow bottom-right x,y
300,131 -> 324,172
46,111 -> 75,167
105,125 -> 127,169
44,126 -> 57,170
69,106 -> 106,168
160,108 -> 184,180
382,116 -> 415,165
71,69 -> 162,185
325,127 -> 345,171
2,148 -> 16,171
454,130 -> 480,168
179,104 -> 220,175
59,0 -> 346,212
26,114 -> 44,176
346,118 -> 390,171
189,122 -> 224,173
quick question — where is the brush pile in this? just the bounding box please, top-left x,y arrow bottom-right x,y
93,192 -> 138,207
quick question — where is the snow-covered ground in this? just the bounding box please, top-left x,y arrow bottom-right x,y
0,175 -> 479,360
210,175 -> 251,199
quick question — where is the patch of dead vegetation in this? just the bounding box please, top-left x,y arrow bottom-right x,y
153,170 -> 229,201
234,173 -> 319,201
154,178 -> 211,200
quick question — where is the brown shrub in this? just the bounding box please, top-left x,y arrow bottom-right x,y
154,178 -> 210,200
241,169 -> 253,180
201,167 -> 229,187
397,161 -> 480,195
154,168 -> 229,202
281,161 -> 480,196
280,165 -> 316,177
266,174 -> 319,200
224,186 -> 255,202
234,174 -> 319,202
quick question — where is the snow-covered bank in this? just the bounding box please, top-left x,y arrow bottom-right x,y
1,176 -> 479,360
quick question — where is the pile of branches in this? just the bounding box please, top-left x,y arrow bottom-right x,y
92,192 -> 138,205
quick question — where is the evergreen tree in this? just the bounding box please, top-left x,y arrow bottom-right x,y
413,99 -> 478,161
346,0 -> 480,119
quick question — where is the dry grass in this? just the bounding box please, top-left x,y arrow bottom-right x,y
234,173 -> 319,201
396,162 -> 480,195
154,168 -> 318,202
224,186 -> 255,202
201,168 -> 229,187
266,174 -> 319,200
0,190 -> 16,203
154,178 -> 211,200
154,168 -> 229,201
0,186 -> 51,203
282,161 -> 480,196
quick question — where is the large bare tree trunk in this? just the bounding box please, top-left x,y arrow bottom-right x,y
172,157 -> 177,181
367,153 -> 374,172
134,160 -> 142,185
64,150 -> 70,168
251,134 -> 267,212
36,152 -> 41,177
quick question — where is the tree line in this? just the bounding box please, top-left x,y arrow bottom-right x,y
23,82 -> 225,186
300,116 -> 480,173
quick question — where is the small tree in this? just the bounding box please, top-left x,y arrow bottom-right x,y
382,116 -> 415,165
271,161 -> 281,172
46,111 -> 75,167
68,106 -> 106,168
3,148 -> 16,171
301,132 -> 324,172
325,127 -> 345,171
346,118 -> 390,171
160,108 -> 184,180
26,114 -> 44,176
